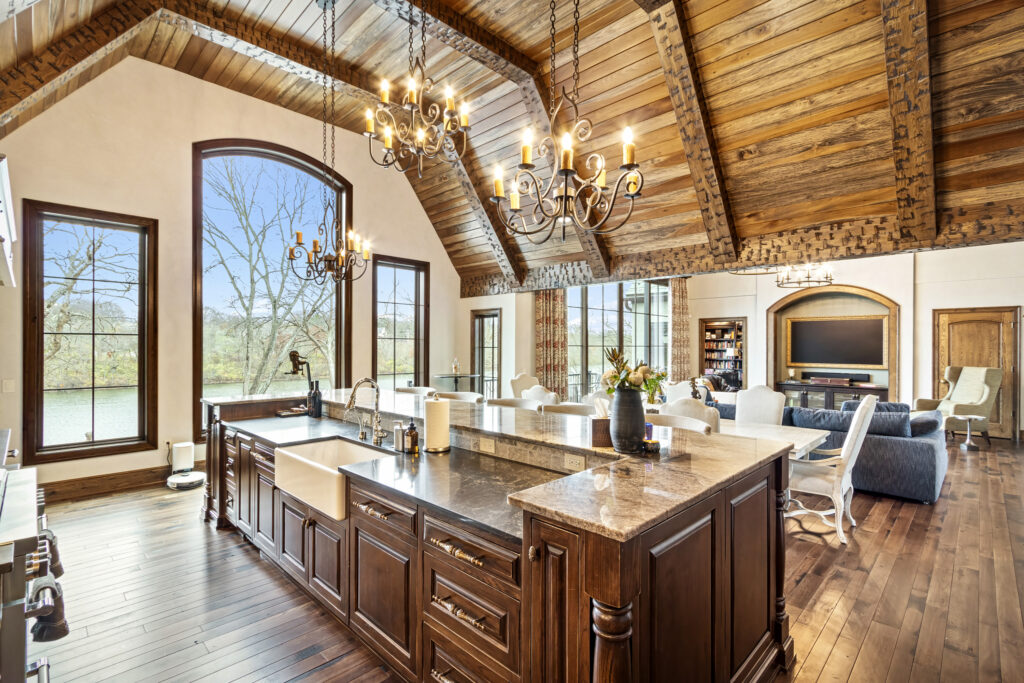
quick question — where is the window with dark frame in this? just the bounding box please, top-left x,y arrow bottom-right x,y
372,255 -> 429,390
567,279 -> 670,402
471,309 -> 501,400
22,201 -> 157,464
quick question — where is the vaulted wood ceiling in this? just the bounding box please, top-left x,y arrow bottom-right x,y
2,0 -> 1023,296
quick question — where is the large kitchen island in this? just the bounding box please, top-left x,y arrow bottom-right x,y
200,389 -> 794,682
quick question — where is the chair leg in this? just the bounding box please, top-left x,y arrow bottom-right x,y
982,430 -> 991,446
832,494 -> 847,544
844,488 -> 856,528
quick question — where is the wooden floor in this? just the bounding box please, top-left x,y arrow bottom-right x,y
26,439 -> 1024,682
27,486 -> 398,683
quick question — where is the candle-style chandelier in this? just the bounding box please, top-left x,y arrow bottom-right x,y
489,0 -> 644,244
775,262 -> 834,288
363,0 -> 470,178
289,0 -> 371,284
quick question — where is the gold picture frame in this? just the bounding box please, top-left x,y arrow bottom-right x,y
786,315 -> 888,369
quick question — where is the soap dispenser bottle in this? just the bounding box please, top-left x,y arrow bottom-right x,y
403,419 -> 419,454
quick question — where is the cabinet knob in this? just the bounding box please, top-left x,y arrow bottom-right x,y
528,545 -> 539,562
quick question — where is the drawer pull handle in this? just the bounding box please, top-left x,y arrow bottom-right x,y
528,545 -> 539,562
428,537 -> 484,568
431,594 -> 485,631
355,502 -> 391,521
430,669 -> 456,683
253,453 -> 273,465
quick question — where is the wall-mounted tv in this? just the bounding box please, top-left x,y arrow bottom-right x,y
786,316 -> 887,369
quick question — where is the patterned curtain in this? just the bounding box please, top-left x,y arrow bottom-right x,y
534,288 -> 568,398
669,277 -> 691,382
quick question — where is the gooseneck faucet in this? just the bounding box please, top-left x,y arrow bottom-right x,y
346,378 -> 387,446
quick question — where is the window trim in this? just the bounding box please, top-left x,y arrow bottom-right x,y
22,199 -> 158,464
191,139 -> 354,441
371,254 -> 430,388
470,308 -> 501,399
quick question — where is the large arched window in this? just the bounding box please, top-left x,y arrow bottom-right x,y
192,139 -> 352,438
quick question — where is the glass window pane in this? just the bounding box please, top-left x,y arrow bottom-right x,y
43,334 -> 92,389
394,267 -> 416,304
94,387 -> 139,441
94,335 -> 139,387
43,389 -> 93,447
42,220 -> 94,280
567,286 -> 581,308
95,282 -> 139,334
93,228 -> 141,284
377,338 -> 395,374
394,304 -> 416,339
394,339 -> 415,377
43,278 -> 92,334
377,265 -> 395,304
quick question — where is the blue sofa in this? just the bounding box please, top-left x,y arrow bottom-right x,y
711,400 -> 947,503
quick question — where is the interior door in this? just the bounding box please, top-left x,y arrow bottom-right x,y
934,307 -> 1019,439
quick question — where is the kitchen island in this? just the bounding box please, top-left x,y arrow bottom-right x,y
200,390 -> 795,682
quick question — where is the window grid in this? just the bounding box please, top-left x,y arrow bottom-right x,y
472,310 -> 500,399
373,257 -> 428,390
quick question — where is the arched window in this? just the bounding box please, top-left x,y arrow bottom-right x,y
192,139 -> 352,438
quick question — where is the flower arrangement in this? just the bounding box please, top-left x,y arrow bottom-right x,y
599,348 -> 665,400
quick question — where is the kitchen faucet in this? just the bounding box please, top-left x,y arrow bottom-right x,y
346,378 -> 387,446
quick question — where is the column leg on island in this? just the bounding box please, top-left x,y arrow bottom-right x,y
591,599 -> 634,682
774,458 -> 795,670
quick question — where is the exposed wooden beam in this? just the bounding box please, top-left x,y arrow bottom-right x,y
640,0 -> 738,264
880,0 -> 937,241
3,0 -> 43,20
366,0 -> 610,277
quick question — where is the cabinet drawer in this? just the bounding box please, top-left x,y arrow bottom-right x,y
422,621 -> 513,683
423,554 -> 520,673
423,516 -> 520,592
225,480 -> 237,519
252,448 -> 275,477
254,439 -> 275,461
350,484 -> 417,538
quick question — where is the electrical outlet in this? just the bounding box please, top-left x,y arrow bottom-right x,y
479,437 -> 495,454
1,379 -> 14,393
564,454 -> 585,472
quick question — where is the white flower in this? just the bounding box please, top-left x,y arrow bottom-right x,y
628,370 -> 644,386
599,369 -> 617,388
638,365 -> 653,379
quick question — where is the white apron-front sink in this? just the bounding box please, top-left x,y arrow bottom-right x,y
274,438 -> 383,520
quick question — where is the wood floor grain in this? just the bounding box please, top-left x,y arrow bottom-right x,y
27,487 -> 399,683
25,439 -> 1023,682
778,439 -> 1024,683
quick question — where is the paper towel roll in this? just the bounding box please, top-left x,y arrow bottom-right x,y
424,396 -> 450,453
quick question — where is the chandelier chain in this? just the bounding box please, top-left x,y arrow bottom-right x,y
548,0 -> 556,116
420,0 -> 427,67
330,1 -> 336,197
321,3 -> 329,213
408,1 -> 414,75
572,0 -> 580,101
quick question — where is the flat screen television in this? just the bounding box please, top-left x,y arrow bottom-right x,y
786,316 -> 887,369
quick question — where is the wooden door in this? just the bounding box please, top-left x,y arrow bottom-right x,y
308,510 -> 348,619
527,518 -> 581,683
236,435 -> 253,537
276,490 -> 310,583
934,307 -> 1019,438
253,468 -> 276,555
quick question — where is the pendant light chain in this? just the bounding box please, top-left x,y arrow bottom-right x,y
571,0 -> 580,102
548,0 -> 556,116
420,0 -> 427,68
321,4 -> 330,214
330,0 -> 336,202
407,2 -> 415,75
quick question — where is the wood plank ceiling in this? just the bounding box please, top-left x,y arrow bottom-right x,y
1,0 -> 1023,296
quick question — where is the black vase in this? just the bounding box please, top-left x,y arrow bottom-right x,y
610,388 -> 645,454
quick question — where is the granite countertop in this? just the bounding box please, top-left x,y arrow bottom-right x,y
340,451 -> 562,544
221,415 -> 372,447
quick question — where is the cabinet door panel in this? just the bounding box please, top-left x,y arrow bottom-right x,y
528,519 -> 580,683
350,519 -> 418,679
236,436 -> 253,537
309,511 -> 347,619
277,492 -> 309,583
253,471 -> 276,555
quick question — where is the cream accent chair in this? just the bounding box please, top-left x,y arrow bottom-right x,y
659,398 -> 720,432
487,398 -> 542,411
647,413 -> 713,435
395,386 -> 436,396
435,391 -> 484,404
786,395 -> 877,544
542,402 -> 596,416
663,381 -> 707,404
915,366 -> 1003,444
510,372 -> 541,399
735,385 -> 786,425
522,384 -> 559,406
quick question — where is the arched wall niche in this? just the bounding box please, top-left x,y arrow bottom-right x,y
766,284 -> 900,399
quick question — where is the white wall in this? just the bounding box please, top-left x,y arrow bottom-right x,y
456,292 -> 534,398
0,57 -> 460,482
687,245 -> 1024,430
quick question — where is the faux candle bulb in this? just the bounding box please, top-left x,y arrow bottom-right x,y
510,189 -> 521,210
521,129 -> 533,165
347,231 -> 354,251
406,78 -> 418,105
622,126 -> 635,166
288,246 -> 296,260
493,166 -> 504,198
364,109 -> 375,134
362,243 -> 370,260
307,250 -> 314,264
626,172 -> 639,194
459,102 -> 469,127
560,132 -> 574,171
312,239 -> 320,253
444,86 -> 455,112
597,168 -> 607,188
380,79 -> 389,104
295,231 -> 303,244
383,126 -> 393,149
415,128 -> 425,148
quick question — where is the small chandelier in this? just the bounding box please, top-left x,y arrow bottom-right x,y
364,0 -> 470,178
728,265 -> 781,275
289,0 -> 371,285
488,0 -> 644,244
776,263 -> 834,288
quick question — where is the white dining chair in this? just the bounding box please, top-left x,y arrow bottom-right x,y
522,384 -> 559,405
486,398 -> 542,411
735,385 -> 786,425
395,386 -> 436,396
663,381 -> 707,403
542,402 -> 595,416
581,388 -> 607,405
659,398 -> 720,432
786,394 -> 877,544
646,413 -> 713,435
434,391 -> 485,404
510,372 -> 540,398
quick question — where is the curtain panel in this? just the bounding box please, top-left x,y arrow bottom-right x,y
670,277 -> 691,382
534,288 -> 568,398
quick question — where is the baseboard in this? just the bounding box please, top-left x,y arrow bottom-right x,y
41,461 -> 206,503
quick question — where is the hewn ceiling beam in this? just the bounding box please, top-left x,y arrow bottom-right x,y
4,0 -> 43,20
366,0 -> 610,277
880,0 -> 937,242
639,0 -> 738,264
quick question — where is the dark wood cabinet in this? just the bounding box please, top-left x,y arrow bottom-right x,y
235,434 -> 254,537
309,509 -> 348,619
527,519 -> 581,683
775,381 -> 888,410
277,490 -> 310,584
252,460 -> 276,556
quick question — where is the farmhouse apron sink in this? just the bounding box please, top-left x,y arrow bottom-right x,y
274,438 -> 383,520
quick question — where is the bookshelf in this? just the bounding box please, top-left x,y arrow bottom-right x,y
699,317 -> 745,387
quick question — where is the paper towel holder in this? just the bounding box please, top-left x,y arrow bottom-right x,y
424,394 -> 451,454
